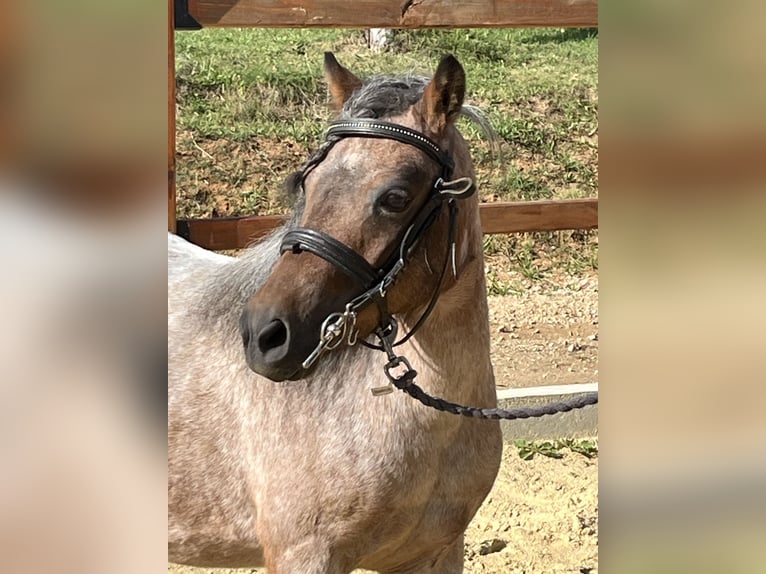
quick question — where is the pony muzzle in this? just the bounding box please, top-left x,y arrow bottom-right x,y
240,305 -> 308,382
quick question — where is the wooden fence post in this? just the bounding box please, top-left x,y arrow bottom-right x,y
168,0 -> 177,232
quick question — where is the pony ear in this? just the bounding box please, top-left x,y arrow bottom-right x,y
417,55 -> 466,135
324,52 -> 362,111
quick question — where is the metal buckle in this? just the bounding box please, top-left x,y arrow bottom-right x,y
302,308 -> 358,369
435,176 -> 475,199
372,354 -> 416,395
384,355 -> 414,383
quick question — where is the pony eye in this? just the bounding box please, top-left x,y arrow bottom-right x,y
378,189 -> 410,213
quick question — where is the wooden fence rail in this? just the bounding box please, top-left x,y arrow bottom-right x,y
169,0 -> 598,246
182,0 -> 597,28
177,199 -> 597,251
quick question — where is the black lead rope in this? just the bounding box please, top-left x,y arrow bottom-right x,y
400,379 -> 598,420
376,324 -> 599,419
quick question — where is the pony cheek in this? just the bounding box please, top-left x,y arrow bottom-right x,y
351,304 -> 385,341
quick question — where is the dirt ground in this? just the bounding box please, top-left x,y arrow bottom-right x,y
462,446 -> 597,573
487,273 -> 598,390
169,275 -> 598,573
169,446 -> 597,574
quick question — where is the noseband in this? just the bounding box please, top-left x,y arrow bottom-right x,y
279,119 -> 475,372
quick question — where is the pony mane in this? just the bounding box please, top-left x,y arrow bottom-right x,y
340,73 -> 495,140
341,75 -> 430,119
313,71 -> 494,161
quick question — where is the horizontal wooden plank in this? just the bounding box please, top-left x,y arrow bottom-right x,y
187,0 -> 598,28
479,198 -> 597,234
177,198 -> 598,250
176,214 -> 285,251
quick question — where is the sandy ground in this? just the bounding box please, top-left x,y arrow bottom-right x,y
487,274 -> 598,390
170,446 -> 597,574
462,446 -> 597,573
169,274 -> 599,573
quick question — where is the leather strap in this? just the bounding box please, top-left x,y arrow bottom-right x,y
281,228 -> 379,288
326,120 -> 453,175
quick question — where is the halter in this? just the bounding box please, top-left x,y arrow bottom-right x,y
278,119 -> 475,371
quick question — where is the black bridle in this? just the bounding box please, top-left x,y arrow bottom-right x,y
278,118 -> 599,417
279,119 -> 474,369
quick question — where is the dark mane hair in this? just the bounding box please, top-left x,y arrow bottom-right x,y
340,73 -> 493,135
341,75 -> 430,119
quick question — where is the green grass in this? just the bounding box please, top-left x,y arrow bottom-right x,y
174,27 -> 598,284
176,28 -> 597,141
514,438 -> 598,460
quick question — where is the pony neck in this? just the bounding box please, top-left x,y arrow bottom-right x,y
397,197 -> 495,405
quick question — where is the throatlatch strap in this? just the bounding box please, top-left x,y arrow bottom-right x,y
281,228 -> 379,288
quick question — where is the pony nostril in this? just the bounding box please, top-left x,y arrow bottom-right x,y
257,319 -> 289,353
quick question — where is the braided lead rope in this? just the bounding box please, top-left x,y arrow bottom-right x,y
377,326 -> 598,419
393,370 -> 598,419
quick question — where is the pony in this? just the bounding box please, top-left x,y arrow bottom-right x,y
169,52 -> 502,573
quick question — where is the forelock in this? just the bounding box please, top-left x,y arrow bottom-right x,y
340,75 -> 430,119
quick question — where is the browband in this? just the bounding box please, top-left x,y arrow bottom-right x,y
326,120 -> 453,175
